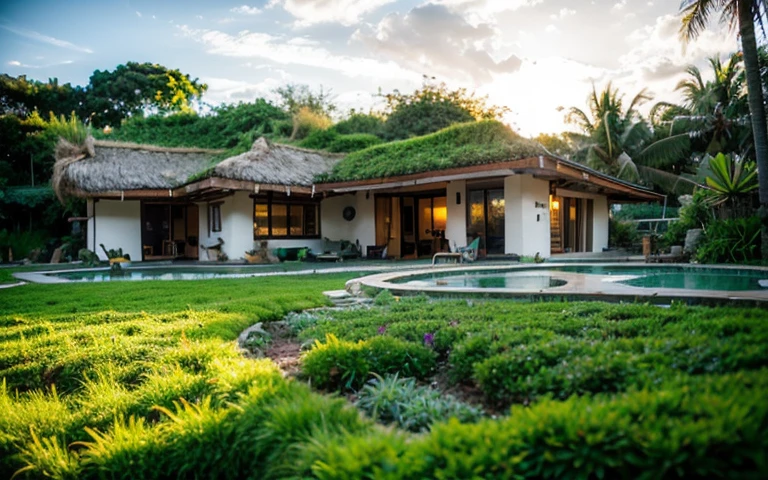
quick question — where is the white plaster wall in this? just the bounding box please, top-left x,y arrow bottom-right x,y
220,191 -> 254,260
320,192 -> 375,256
352,191 -> 375,254
592,196 -> 609,252
321,195 -> 355,242
521,177 -> 551,258
446,180 -> 467,249
93,200 -> 142,261
504,176 -> 524,255
504,175 -> 551,257
86,199 -> 95,252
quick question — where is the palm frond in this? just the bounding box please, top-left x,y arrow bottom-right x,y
565,107 -> 594,134
635,133 -> 691,169
637,164 -> 702,195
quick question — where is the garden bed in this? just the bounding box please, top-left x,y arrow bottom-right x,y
1,279 -> 767,479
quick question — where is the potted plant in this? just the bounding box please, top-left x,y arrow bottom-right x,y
100,244 -> 132,268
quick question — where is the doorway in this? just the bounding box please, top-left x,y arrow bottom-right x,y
375,193 -> 448,258
141,203 -> 199,260
467,188 -> 505,255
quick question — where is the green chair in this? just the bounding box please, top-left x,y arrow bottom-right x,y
457,237 -> 480,262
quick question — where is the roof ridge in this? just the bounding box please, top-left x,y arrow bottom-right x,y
93,139 -> 225,154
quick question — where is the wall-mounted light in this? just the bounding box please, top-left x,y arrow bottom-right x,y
456,192 -> 461,205
551,200 -> 560,210
365,191 -> 370,200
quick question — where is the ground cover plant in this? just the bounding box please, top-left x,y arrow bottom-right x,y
2,278 -> 767,479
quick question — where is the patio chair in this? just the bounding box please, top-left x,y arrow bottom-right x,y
456,237 -> 480,262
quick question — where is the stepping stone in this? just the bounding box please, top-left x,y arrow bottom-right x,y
323,290 -> 351,299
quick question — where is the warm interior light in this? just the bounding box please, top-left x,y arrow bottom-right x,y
433,206 -> 447,229
551,200 -> 560,210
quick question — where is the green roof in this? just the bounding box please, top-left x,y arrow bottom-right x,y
316,120 -> 545,183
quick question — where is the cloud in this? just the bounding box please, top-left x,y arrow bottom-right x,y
267,0 -> 395,26
136,11 -> 142,17
7,59 -> 74,68
353,3 -> 521,83
550,8 -> 575,20
203,77 -> 286,104
1,25 -> 93,53
230,5 -> 262,15
435,0 -> 543,22
177,24 -> 418,81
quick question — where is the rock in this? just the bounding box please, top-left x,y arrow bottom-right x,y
684,228 -> 703,254
50,247 -> 63,264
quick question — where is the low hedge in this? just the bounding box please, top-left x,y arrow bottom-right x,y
300,371 -> 768,479
301,334 -> 436,391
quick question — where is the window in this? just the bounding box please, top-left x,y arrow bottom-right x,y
253,195 -> 320,239
209,203 -> 222,233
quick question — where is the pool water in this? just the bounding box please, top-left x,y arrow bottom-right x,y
405,273 -> 566,290
53,266 -> 270,282
396,265 -> 768,291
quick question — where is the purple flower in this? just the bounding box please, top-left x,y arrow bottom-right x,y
423,332 -> 435,347
377,325 -> 387,335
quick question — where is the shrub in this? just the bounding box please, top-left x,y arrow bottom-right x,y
356,374 -> 482,432
695,216 -> 761,264
299,128 -> 339,150
327,133 -> 382,153
608,218 -> 638,249
301,334 -> 436,391
662,190 -> 713,248
291,107 -> 332,140
332,113 -> 384,136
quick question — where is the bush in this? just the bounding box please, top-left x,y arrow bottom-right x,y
695,216 -> 761,264
332,113 -> 384,136
608,218 -> 638,249
662,190 -> 713,248
299,128 -> 339,150
301,334 -> 436,391
299,372 -> 768,479
355,374 -> 482,432
291,107 -> 332,140
327,133 -> 382,153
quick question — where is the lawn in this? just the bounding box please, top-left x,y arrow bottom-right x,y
1,278 -> 767,479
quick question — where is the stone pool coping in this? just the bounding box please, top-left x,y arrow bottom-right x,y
11,262 -> 432,284
347,263 -> 768,306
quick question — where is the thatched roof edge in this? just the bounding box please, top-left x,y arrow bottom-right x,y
93,139 -> 225,154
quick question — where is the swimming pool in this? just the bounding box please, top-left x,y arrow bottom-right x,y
354,263 -> 768,305
395,265 -> 768,291
53,266 -> 273,282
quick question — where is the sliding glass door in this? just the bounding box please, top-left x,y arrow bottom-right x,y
467,188 -> 505,255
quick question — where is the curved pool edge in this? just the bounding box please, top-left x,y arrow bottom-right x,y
347,263 -> 768,306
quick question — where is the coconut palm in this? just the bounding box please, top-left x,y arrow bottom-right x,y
654,53 -> 752,161
566,83 -> 694,193
680,0 -> 768,256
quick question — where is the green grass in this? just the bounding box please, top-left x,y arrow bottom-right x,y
2,276 -> 767,478
317,120 -> 545,183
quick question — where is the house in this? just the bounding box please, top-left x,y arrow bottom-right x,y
52,121 -> 663,262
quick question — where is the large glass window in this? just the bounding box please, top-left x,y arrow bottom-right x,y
253,196 -> 320,239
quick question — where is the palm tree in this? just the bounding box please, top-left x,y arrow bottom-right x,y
680,0 -> 768,257
654,53 -> 752,161
566,83 -> 694,193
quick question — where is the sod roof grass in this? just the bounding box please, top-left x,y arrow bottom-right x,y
316,120 -> 545,183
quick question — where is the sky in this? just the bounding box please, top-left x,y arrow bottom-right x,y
0,0 -> 739,136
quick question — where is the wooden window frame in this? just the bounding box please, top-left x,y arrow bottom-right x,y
252,193 -> 321,240
209,202 -> 223,234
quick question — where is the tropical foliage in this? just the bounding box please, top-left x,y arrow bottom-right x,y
678,0 -> 768,258
566,83 -> 692,193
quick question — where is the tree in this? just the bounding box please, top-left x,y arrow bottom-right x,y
380,76 -> 508,140
651,53 -> 752,165
680,0 -> 768,258
534,133 -> 576,158
274,83 -> 336,116
566,83 -> 692,193
86,62 -> 207,127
